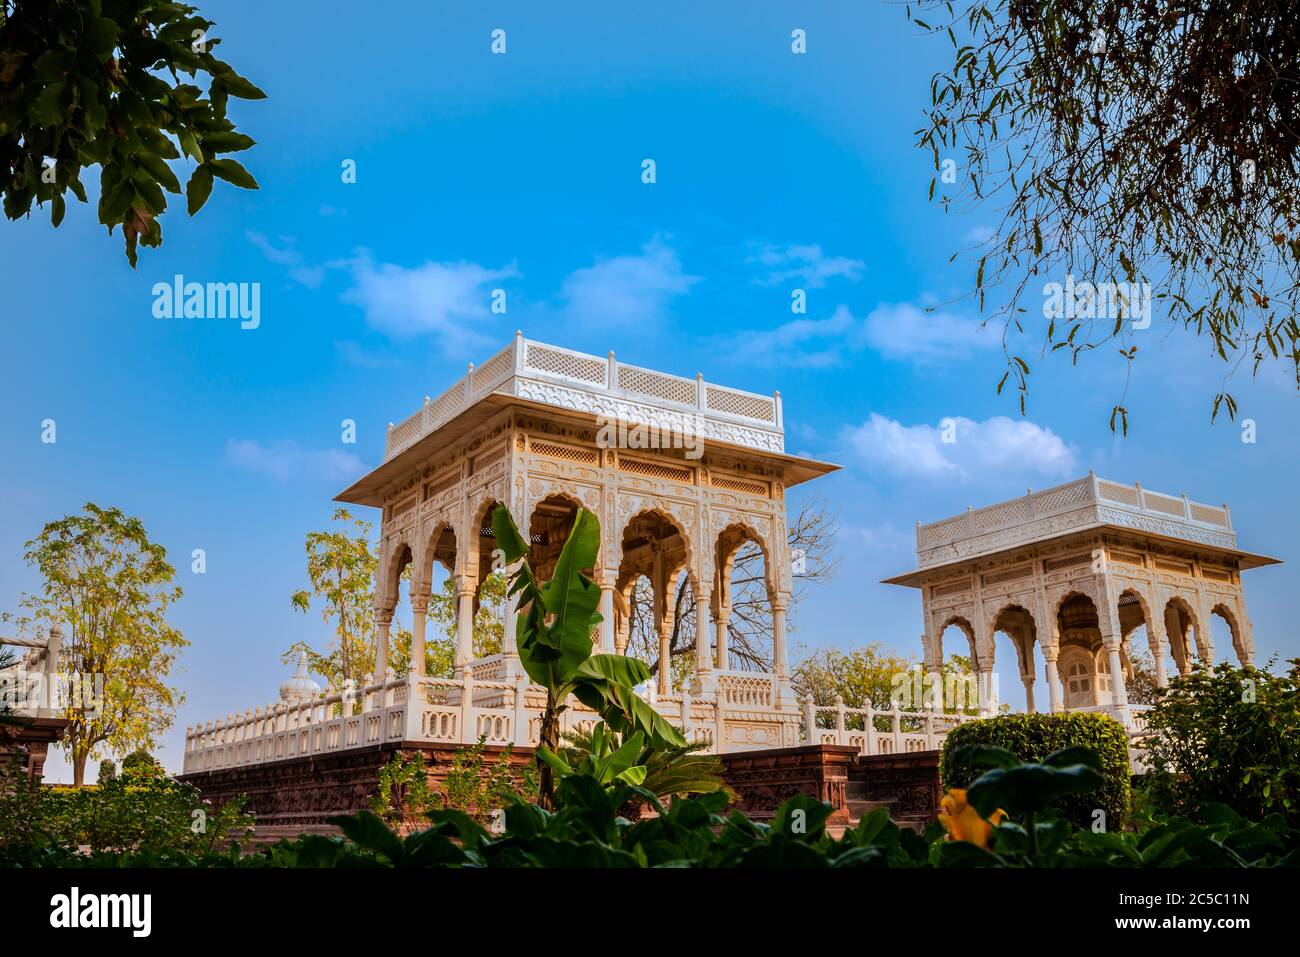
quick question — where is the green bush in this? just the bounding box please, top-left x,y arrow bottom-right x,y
6,760 -> 1296,869
120,749 -> 162,780
0,764 -> 253,857
1141,659 -> 1300,826
939,712 -> 1130,829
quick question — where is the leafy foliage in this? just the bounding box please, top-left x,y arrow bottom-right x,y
370,739 -> 537,828
9,754 -> 1295,868
910,0 -> 1300,425
1140,659 -> 1300,825
0,0 -> 264,264
794,645 -> 975,716
12,502 -> 188,785
492,504 -> 687,809
287,509 -> 506,689
289,508 -> 382,688
940,711 -> 1131,828
560,726 -> 732,808
0,760 -> 253,860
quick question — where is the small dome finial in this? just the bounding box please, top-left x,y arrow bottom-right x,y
279,649 -> 322,703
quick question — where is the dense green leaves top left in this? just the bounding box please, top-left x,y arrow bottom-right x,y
0,0 -> 264,264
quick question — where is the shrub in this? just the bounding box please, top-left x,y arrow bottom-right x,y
939,712 -> 1130,829
434,737 -> 536,823
5,748 -> 1296,868
370,752 -> 436,828
120,749 -> 162,780
97,759 -> 117,783
1140,659 -> 1300,826
369,740 -> 538,830
0,766 -> 253,858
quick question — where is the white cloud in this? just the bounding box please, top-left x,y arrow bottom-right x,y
338,252 -> 519,355
841,413 -> 1077,482
860,302 -> 998,363
246,231 -> 326,289
732,304 -> 859,368
732,300 -> 995,368
751,243 -> 865,288
560,237 -> 699,329
226,439 -> 367,483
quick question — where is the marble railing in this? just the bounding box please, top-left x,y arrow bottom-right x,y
181,669 -> 802,774
805,698 -> 976,756
383,333 -> 785,461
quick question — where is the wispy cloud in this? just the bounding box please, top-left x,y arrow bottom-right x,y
731,304 -> 859,368
338,252 -> 519,355
225,439 -> 367,483
731,301 -> 997,368
561,237 -> 699,329
860,302 -> 998,363
840,413 -> 1077,482
247,232 -> 518,356
750,243 -> 865,288
246,231 -> 327,288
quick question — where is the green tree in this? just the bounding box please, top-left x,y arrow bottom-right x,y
289,508 -> 380,689
16,503 -> 187,785
1124,648 -> 1161,706
794,644 -> 975,713
287,509 -> 508,688
1141,659 -> 1300,825
0,0 -> 264,264
910,0 -> 1299,428
388,572 -> 507,679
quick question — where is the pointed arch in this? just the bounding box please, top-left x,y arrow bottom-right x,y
378,538 -> 414,610
1209,601 -> 1246,664
988,601 -> 1039,679
715,519 -> 775,596
1163,594 -> 1203,672
934,614 -> 979,667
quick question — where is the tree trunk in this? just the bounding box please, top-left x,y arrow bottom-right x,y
536,696 -> 561,811
72,746 -> 88,787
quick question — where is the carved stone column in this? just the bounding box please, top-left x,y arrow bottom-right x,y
976,666 -> 996,716
1021,672 -> 1036,713
454,576 -> 476,672
410,594 -> 428,679
1043,648 -> 1064,713
1105,640 -> 1128,708
1148,622 -> 1169,688
598,571 -> 616,654
694,581 -> 713,684
374,605 -> 394,678
657,617 -> 673,696
771,594 -> 789,678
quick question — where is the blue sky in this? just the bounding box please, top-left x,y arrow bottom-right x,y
2,2 -> 1295,779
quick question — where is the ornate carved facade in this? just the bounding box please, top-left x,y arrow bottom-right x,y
885,473 -> 1279,726
331,335 -> 840,748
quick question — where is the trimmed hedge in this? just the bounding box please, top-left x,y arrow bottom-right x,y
940,712 -> 1130,829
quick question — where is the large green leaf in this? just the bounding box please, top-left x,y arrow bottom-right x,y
491,505 -> 529,563
533,508 -> 602,683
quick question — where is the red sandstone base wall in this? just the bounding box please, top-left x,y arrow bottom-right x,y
180,742 -> 943,838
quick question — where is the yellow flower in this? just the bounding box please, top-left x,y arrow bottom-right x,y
939,788 -> 1006,849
